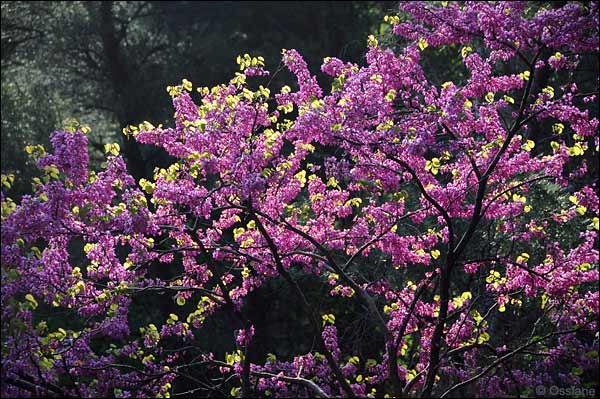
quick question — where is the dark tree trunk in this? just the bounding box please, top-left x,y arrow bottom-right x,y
98,1 -> 147,181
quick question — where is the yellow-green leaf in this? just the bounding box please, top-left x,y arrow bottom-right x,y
552,123 -> 564,135
25,293 -> 38,309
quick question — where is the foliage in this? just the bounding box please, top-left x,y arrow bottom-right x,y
1,2 -> 599,398
1,1 -> 393,194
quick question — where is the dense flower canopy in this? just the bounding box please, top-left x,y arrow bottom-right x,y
2,1 -> 599,398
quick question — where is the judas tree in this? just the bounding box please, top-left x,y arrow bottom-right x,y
1,2 -> 598,398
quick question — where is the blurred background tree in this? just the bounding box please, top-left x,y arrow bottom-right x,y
1,1 -> 395,197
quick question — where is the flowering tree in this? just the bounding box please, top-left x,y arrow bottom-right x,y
2,2 -> 599,397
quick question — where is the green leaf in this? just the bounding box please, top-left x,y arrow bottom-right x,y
571,367 -> 583,376
25,293 -> 38,309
